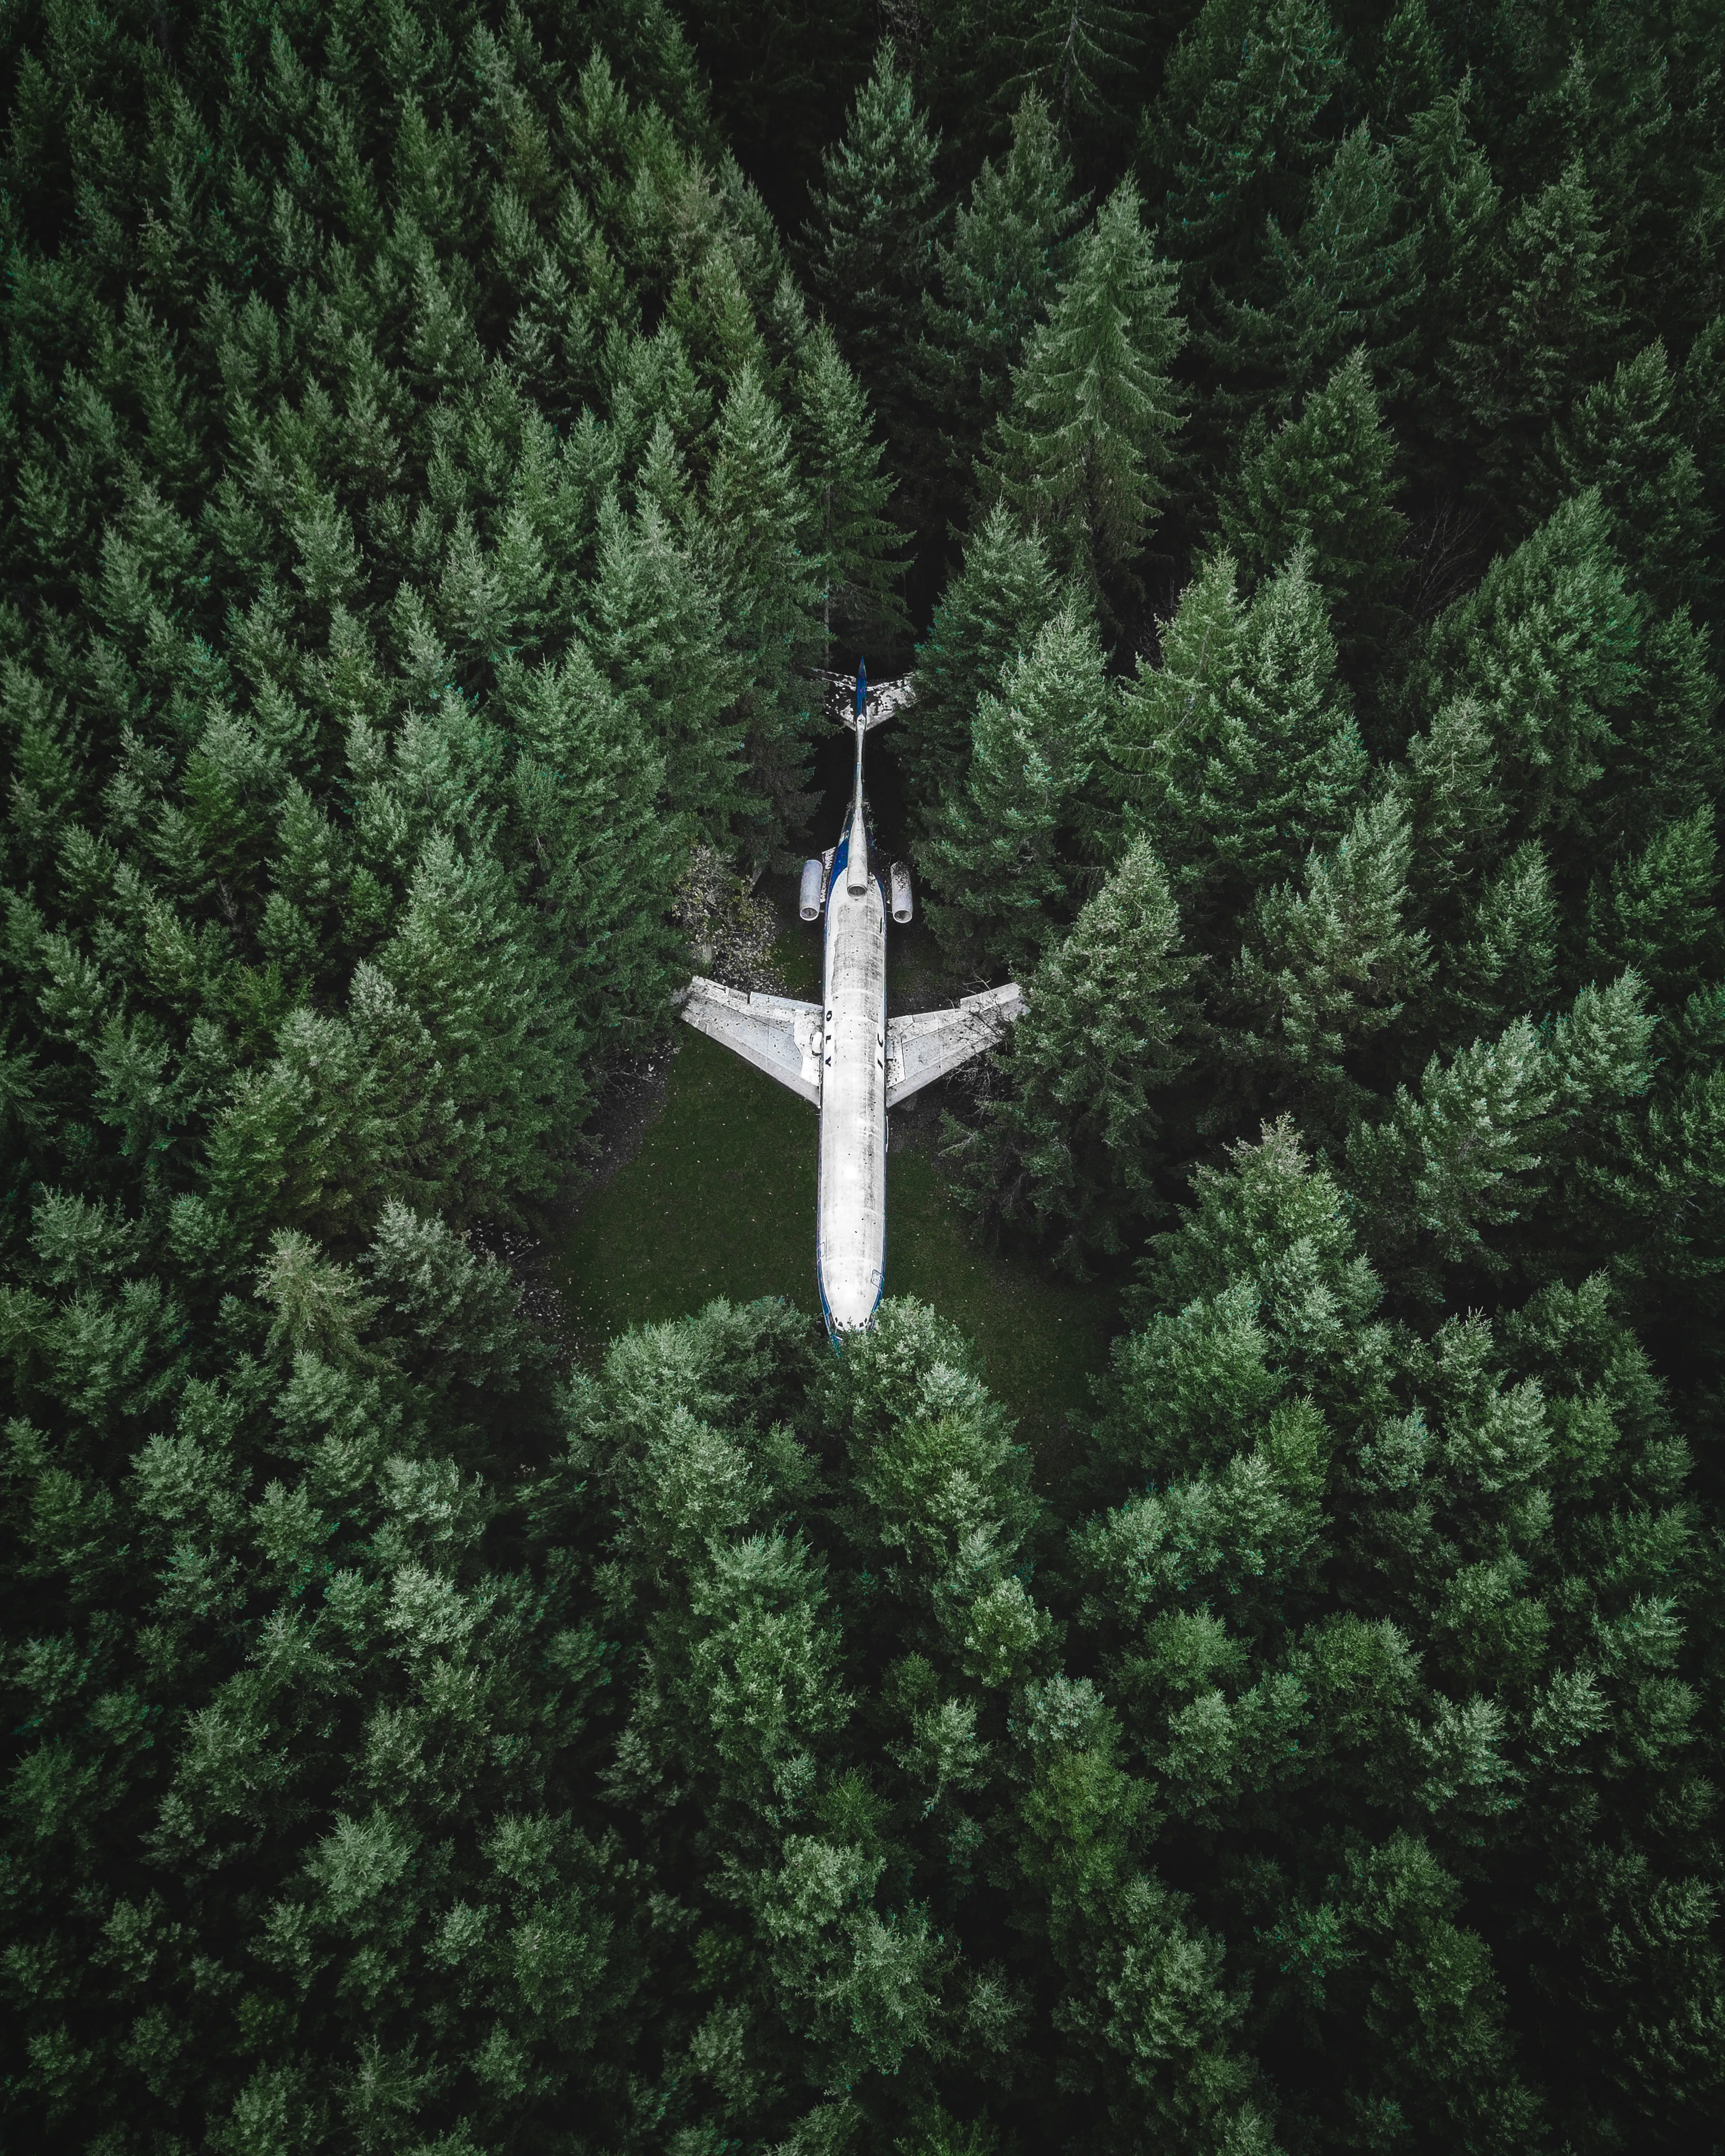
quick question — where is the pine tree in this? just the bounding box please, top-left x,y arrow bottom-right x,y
919,602 -> 1110,974
1367,0 -> 1443,133
1455,158 -> 1629,509
790,323 -> 910,658
1601,608 -> 1725,856
1208,122 -> 1424,424
1583,808 -> 1721,1006
1408,490 -> 1638,840
953,840 -> 1198,1271
1344,973 -> 1656,1301
1220,345 -> 1409,670
1230,790 -> 1431,1126
590,487 -> 749,833
1151,0 -> 1345,317
1114,549 -> 1367,937
992,0 -> 1147,153
986,179 -> 1185,606
1676,314 -> 1725,571
900,504 -> 1062,815
1395,83 -> 1502,466
499,643 -> 684,1049
706,362 -> 824,854
1438,839 -> 1560,1036
802,41 -> 942,461
1538,338 -> 1714,616
920,90 -> 1088,519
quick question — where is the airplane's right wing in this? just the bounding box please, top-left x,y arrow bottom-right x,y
680,978 -> 823,1105
885,984 -> 1024,1109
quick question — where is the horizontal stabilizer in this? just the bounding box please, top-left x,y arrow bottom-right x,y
680,978 -> 823,1104
885,983 -> 1024,1109
814,671 -> 912,729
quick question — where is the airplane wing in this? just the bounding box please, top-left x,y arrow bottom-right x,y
679,977 -> 823,1105
885,983 -> 1025,1109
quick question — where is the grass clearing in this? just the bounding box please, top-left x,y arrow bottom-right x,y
553,1001 -> 1117,1457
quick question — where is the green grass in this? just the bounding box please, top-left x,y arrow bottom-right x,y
556,1024 -> 818,1346
883,1145 -> 1117,1458
553,1003 -> 1117,1456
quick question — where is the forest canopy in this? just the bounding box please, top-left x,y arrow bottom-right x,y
0,2 -> 1721,2153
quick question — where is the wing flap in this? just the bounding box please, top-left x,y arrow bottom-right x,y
680,978 -> 822,1105
885,984 -> 1024,1108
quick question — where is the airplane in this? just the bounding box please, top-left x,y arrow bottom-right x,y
680,660 -> 1024,1337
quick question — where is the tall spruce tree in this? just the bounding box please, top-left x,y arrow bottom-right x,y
1220,345 -> 1409,672
1112,548 -> 1368,935
1397,82 -> 1503,467
952,839 -> 1198,1270
985,179 -> 1185,608
790,322 -> 910,658
1455,157 -> 1630,510
1207,121 -> 1424,425
1537,337 -> 1714,617
919,90 -> 1089,528
900,505 -> 1062,818
706,362 -> 824,852
1149,0 -> 1346,314
589,485 -> 750,832
986,0 -> 1148,159
802,41 -> 942,468
1407,489 -> 1637,840
1366,0 -> 1444,133
918,601 -> 1110,974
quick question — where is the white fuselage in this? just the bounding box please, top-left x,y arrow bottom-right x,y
816,806 -> 888,1333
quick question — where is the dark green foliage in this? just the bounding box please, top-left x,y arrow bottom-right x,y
1220,345 -> 1409,669
1536,336 -> 1715,617
1206,120 -> 1424,429
1150,0 -> 1347,312
1407,490 -> 1637,838
1453,156 -> 1630,510
4,1 -> 1725,2150
917,600 -> 1110,975
706,362 -> 826,843
985,178 -> 1185,607
990,0 -> 1146,143
900,504 -> 1062,817
803,42 -> 943,466
1111,549 -> 1368,937
791,323 -> 911,656
950,840 -> 1198,1270
919,91 -> 1089,535
1085,1124 -> 1722,2147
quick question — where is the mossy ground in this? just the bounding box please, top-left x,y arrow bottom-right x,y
553,921 -> 1117,1457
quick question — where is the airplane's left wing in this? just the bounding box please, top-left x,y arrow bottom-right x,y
885,983 -> 1024,1109
679,977 -> 823,1105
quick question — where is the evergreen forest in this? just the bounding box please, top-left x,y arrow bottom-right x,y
2,2 -> 1723,2151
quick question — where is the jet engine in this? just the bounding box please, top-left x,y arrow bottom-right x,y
798,858 -> 825,921
890,860 -> 913,925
